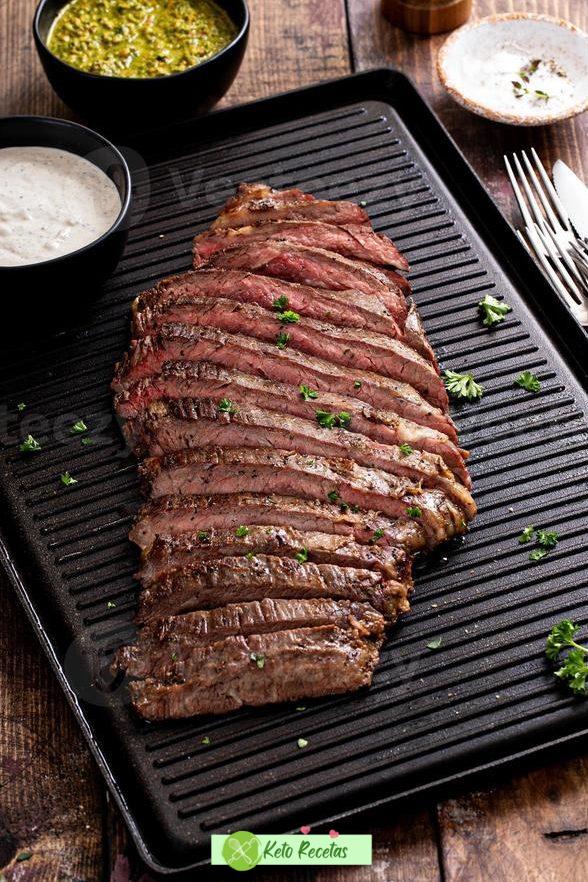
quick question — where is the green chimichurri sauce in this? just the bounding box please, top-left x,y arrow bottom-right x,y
48,0 -> 237,78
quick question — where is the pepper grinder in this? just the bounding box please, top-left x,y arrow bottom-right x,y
381,0 -> 472,35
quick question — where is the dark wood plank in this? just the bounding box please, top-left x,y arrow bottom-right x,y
438,757 -> 588,882
347,0 -> 588,221
0,576 -> 104,881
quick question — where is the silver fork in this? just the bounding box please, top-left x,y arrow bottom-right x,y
504,148 -> 588,327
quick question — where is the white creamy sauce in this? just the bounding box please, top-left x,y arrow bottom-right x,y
0,146 -> 122,267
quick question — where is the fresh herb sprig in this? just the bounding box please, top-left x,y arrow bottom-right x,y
478,294 -> 512,327
443,370 -> 483,401
316,410 -> 351,430
546,620 -> 588,695
518,525 -> 559,561
515,370 -> 541,393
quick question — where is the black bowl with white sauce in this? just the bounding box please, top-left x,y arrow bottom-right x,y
0,116 -> 132,324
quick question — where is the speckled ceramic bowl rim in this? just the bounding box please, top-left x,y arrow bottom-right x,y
437,12 -> 588,126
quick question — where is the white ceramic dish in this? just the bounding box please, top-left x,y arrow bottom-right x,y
437,13 -> 588,126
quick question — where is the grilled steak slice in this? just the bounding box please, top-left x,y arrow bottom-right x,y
127,399 -> 475,515
130,493 -> 427,553
113,325 -> 457,441
135,554 -> 411,623
133,268 -> 404,340
116,362 -> 469,484
194,221 -> 409,271
211,182 -> 370,230
128,300 -> 445,405
139,527 -> 412,586
199,242 -> 409,321
405,302 -> 438,367
116,599 -> 386,678
139,448 -> 469,546
126,625 -> 382,720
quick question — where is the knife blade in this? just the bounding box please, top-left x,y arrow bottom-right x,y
553,159 -> 588,241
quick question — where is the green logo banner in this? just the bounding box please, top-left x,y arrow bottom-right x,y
211,832 -> 372,869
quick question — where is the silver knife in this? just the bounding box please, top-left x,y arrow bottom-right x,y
553,159 -> 588,241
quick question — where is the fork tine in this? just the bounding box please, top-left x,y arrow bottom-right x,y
533,223 -> 583,301
504,155 -> 534,229
521,150 -> 561,233
526,225 -> 588,325
540,222 -> 588,292
532,149 -> 571,230
512,153 -> 546,230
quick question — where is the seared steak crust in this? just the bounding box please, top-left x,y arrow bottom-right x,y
127,626 -> 383,720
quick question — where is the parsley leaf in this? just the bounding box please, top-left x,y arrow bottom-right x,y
276,330 -> 290,349
197,531 -> 210,542
60,472 -> 78,487
370,528 -> 385,544
277,309 -> 300,324
16,402 -> 26,412
81,437 -> 94,446
353,380 -> 362,389
478,294 -> 512,327
407,506 -> 422,519
297,738 -> 309,749
316,410 -> 352,430
443,370 -> 483,401
427,637 -> 442,650
529,548 -> 548,562
201,736 -> 211,746
218,398 -> 238,414
273,295 -> 289,311
536,529 -> 559,550
250,652 -> 265,669
299,384 -> 318,401
518,525 -> 535,544
19,434 -> 41,453
399,443 -> 413,456
235,525 -> 249,538
107,601 -> 116,609
546,620 -> 588,696
295,548 -> 309,563
70,419 -> 88,434
515,370 -> 541,393
327,490 -> 339,504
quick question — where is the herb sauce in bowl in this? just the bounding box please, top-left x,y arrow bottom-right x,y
0,146 -> 122,267
47,0 -> 237,78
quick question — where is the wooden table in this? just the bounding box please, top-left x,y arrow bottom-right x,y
1,1 -> 587,879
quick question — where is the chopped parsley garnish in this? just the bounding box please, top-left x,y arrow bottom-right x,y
171,652 -> 178,661
19,434 -> 41,453
316,410 -> 351,430
399,443 -> 413,456
518,525 -> 535,544
427,637 -> 442,650
295,548 -> 308,563
197,531 -> 210,542
295,706 -> 306,712
529,548 -> 548,562
107,601 -> 116,609
370,528 -> 385,544
443,370 -> 483,401
70,419 -> 88,434
16,852 -> 32,863
327,490 -> 340,504
273,295 -> 289,311
218,398 -> 238,414
246,551 -> 255,560
235,525 -> 249,538
353,380 -> 362,389
250,652 -> 265,669
201,736 -> 211,745
16,402 -> 26,412
535,89 -> 550,101
297,737 -> 308,749
350,504 -> 360,513
81,437 -> 94,446
478,294 -> 512,327
277,309 -> 300,324
536,529 -> 559,549
407,506 -> 422,519
299,384 -> 318,401
276,330 -> 290,349
515,370 -> 541,393
546,620 -> 588,695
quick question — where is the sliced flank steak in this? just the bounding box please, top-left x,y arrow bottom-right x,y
116,362 -> 469,484
130,493 -> 428,554
112,325 -> 457,441
211,182 -> 371,230
126,399 -> 475,515
128,299 -> 445,405
134,554 -> 411,623
115,598 -> 386,679
138,447 -> 469,546
194,220 -> 409,271
133,268 -> 404,341
139,526 -> 412,586
198,241 -> 409,320
125,625 -> 383,720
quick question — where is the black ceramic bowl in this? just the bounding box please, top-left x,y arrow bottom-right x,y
0,116 -> 132,322
33,0 -> 250,128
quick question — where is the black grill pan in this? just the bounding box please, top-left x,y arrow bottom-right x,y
1,70 -> 588,872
